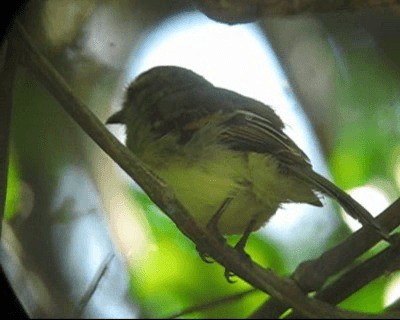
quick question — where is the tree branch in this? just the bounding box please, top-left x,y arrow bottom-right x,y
10,20 -> 400,319
251,199 -> 400,318
294,199 -> 400,292
288,234 -> 400,318
193,0 -> 400,25
75,253 -> 115,317
314,236 -> 400,304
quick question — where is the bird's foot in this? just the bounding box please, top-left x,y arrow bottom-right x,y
223,220 -> 256,283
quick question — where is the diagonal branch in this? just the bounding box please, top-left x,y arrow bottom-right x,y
167,288 -> 257,319
251,199 -> 400,318
288,234 -> 400,318
75,253 -> 115,317
10,20 -> 400,319
293,200 -> 400,292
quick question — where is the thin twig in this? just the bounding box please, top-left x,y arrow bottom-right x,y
293,200 -> 400,292
167,288 -> 257,319
314,235 -> 400,304
75,253 -> 115,317
10,20 -> 400,319
288,234 -> 400,318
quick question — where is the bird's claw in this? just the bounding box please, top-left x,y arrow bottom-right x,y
198,249 -> 214,263
224,269 -> 237,283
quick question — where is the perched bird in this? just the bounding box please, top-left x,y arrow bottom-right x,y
107,66 -> 389,254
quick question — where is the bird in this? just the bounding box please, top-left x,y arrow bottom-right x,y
106,65 -> 389,257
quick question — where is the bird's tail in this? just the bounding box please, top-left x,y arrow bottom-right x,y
290,168 -> 390,241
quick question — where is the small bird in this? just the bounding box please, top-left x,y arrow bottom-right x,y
107,66 -> 389,254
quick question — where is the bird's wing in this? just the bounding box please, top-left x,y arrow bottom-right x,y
218,108 -> 312,167
151,86 -> 312,168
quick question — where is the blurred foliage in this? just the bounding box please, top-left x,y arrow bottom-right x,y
331,49 -> 400,191
4,149 -> 20,221
339,277 -> 387,313
11,69 -> 83,179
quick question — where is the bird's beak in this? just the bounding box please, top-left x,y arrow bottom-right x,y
106,110 -> 124,124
